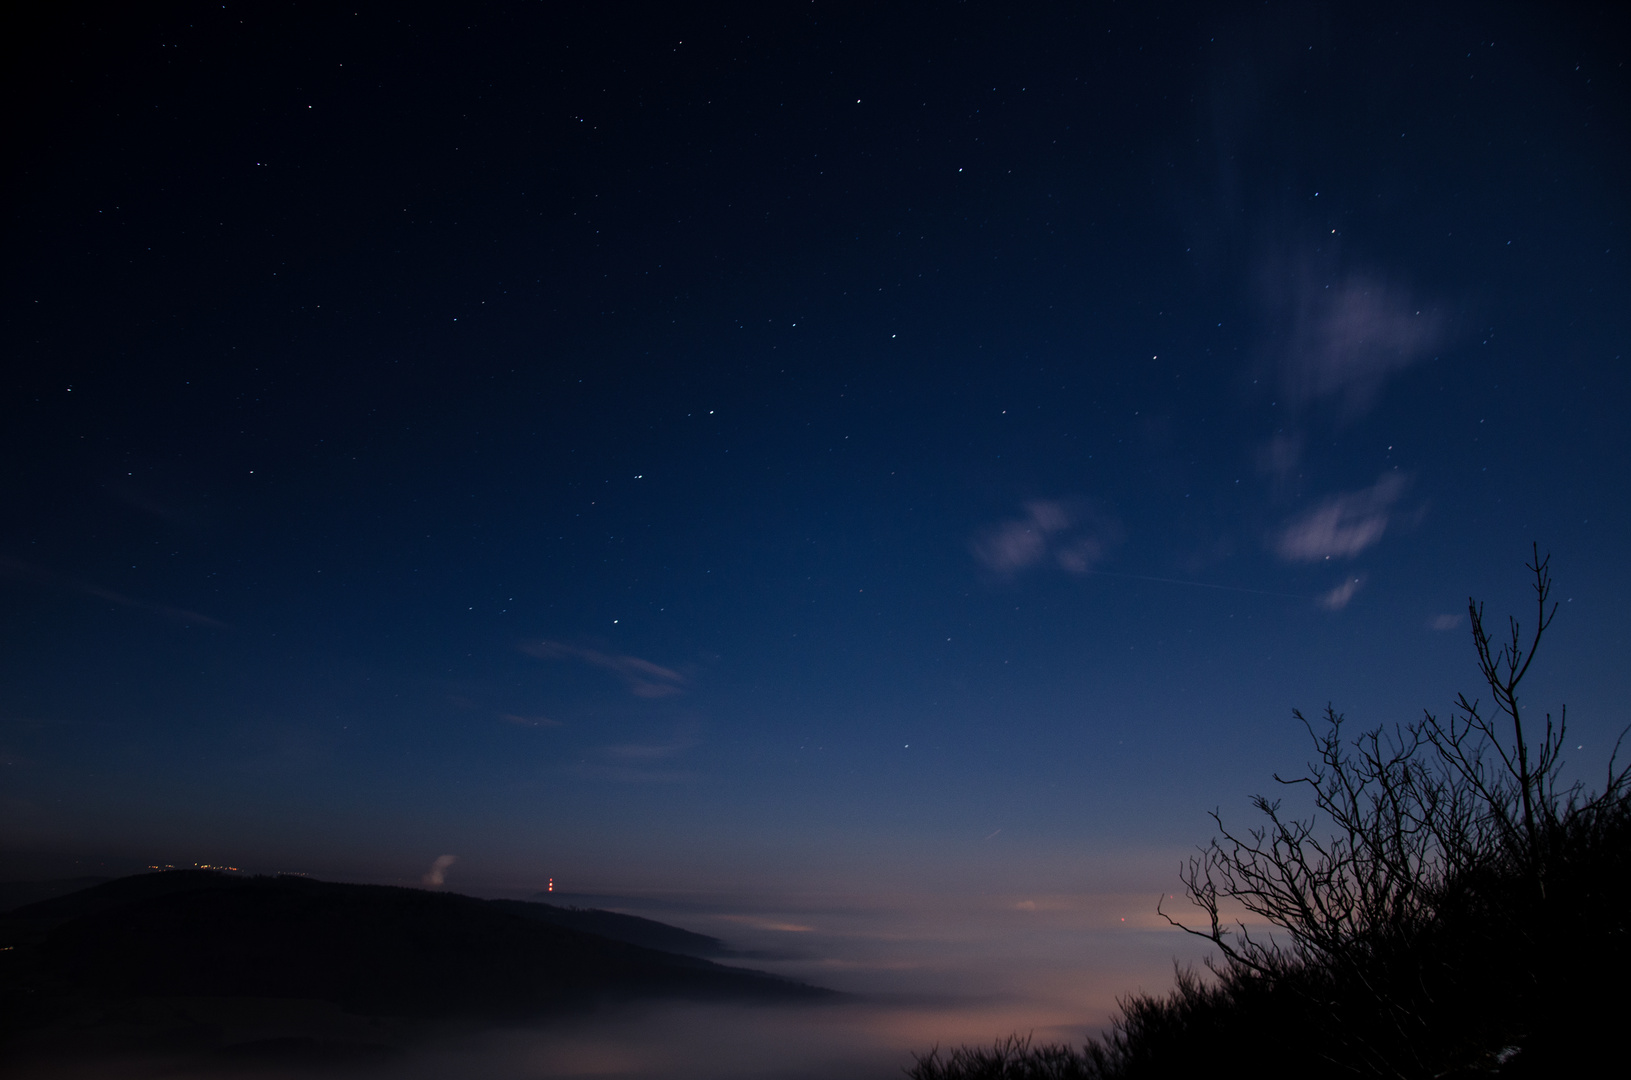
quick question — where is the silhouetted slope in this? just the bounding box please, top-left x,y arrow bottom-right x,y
489,898 -> 730,956
0,871 -> 828,1031
0,878 -> 110,914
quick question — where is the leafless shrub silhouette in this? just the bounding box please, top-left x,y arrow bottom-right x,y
911,1033 -> 1109,1080
913,550 -> 1631,1078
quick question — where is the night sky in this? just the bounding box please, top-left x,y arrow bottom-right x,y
4,0 -> 1628,932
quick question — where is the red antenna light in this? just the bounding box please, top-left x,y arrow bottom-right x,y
548,877 -> 554,893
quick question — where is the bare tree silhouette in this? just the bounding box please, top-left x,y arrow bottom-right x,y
914,550 -> 1631,1079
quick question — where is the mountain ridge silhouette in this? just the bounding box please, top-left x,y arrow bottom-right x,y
0,869 -> 832,1050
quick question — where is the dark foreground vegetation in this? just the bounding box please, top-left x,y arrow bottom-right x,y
914,552 -> 1631,1079
0,868 -> 827,1062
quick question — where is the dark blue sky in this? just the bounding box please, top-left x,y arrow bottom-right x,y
3,1 -> 1627,897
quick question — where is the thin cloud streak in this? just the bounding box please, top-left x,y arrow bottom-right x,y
0,555 -> 227,627
522,641 -> 688,698
500,714 -> 563,728
602,739 -> 694,761
574,763 -> 701,784
580,734 -> 701,782
75,584 -> 228,628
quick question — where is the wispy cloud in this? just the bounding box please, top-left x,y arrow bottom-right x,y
603,741 -> 688,760
575,762 -> 701,784
1268,264 -> 1443,417
77,584 -> 227,627
971,500 -> 1122,577
500,713 -> 563,728
0,555 -> 226,627
1256,432 -> 1304,486
1319,576 -> 1365,611
521,640 -> 687,698
715,914 -> 816,933
971,512 -> 1053,573
422,854 -> 457,887
1429,613 -> 1464,631
1274,474 -> 1407,562
575,731 -> 702,782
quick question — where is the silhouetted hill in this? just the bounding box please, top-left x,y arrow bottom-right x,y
0,877 -> 110,914
493,897 -> 730,956
0,870 -> 829,1042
